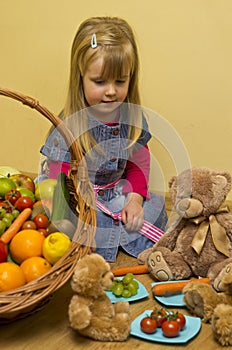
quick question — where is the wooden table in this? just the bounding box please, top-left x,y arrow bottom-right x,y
0,250 -> 226,350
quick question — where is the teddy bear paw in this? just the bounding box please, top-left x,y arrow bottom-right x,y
213,262 -> 232,292
212,303 -> 232,346
148,251 -> 173,281
183,287 -> 205,319
114,301 -> 130,314
213,262 -> 232,294
183,283 -> 219,322
137,247 -> 154,264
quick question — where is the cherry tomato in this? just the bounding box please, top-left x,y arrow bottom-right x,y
21,220 -> 37,230
15,196 -> 33,211
37,228 -> 49,237
33,214 -> 49,229
150,308 -> 167,327
140,317 -> 157,334
162,319 -> 180,338
5,189 -> 21,205
176,312 -> 186,330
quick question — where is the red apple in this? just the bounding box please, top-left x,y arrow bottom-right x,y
0,240 -> 8,262
9,174 -> 35,193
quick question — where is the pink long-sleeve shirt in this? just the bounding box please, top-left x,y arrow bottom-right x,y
49,144 -> 150,199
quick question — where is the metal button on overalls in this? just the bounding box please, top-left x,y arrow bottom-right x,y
112,129 -> 120,136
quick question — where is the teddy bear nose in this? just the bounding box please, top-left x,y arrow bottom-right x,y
177,198 -> 190,212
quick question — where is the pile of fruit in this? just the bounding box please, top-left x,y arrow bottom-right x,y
0,167 -> 73,292
140,307 -> 186,338
108,273 -> 139,298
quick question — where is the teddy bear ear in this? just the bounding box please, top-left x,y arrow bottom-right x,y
71,266 -> 89,292
213,174 -> 230,191
73,266 -> 89,281
218,171 -> 231,186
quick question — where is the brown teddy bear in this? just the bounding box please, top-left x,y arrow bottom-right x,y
138,167 -> 232,292
68,253 -> 131,341
183,267 -> 232,346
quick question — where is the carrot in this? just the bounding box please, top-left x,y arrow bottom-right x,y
152,278 -> 211,297
1,207 -> 32,244
111,264 -> 149,276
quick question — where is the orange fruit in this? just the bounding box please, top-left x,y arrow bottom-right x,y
10,229 -> 45,264
0,262 -> 26,292
20,256 -> 52,282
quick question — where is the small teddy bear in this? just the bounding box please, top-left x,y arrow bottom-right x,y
138,167 -> 232,291
68,253 -> 131,341
183,266 -> 232,346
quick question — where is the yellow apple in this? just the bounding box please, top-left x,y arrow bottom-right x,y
35,179 -> 57,200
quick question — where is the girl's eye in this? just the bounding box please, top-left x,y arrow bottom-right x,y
95,80 -> 104,84
116,80 -> 126,84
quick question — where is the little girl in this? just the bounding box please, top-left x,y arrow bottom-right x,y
38,16 -> 167,262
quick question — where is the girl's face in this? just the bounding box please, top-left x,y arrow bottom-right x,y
82,55 -> 130,121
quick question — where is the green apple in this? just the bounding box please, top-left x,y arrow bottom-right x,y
0,178 -> 16,198
0,166 -> 20,178
19,188 -> 35,202
35,179 -> 57,200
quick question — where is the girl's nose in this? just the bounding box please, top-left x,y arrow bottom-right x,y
105,83 -> 116,96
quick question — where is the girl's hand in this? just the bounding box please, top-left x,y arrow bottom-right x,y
121,193 -> 144,232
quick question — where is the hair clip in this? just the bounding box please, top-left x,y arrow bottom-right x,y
91,33 -> 97,49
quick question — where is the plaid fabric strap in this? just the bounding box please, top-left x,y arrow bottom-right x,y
93,183 -> 164,243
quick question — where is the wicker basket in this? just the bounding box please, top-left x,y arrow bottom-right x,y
0,87 -> 97,322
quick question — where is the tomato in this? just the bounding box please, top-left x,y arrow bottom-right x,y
37,228 -> 49,237
15,196 -> 33,211
162,319 -> 180,338
5,189 -> 21,205
21,220 -> 37,230
176,312 -> 186,330
150,308 -> 167,327
140,317 -> 157,334
33,214 -> 49,229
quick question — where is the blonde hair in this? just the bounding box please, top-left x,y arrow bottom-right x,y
64,16 -> 142,154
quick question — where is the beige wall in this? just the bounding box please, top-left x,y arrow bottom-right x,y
1,0 -> 232,196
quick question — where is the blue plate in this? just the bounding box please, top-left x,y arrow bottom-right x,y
106,277 -> 149,303
151,281 -> 186,307
130,310 -> 201,343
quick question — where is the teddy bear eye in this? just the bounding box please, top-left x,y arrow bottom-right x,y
101,271 -> 109,278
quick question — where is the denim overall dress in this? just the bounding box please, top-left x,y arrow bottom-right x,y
39,111 -> 168,261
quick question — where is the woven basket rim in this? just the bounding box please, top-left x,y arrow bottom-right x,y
0,87 -> 96,322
